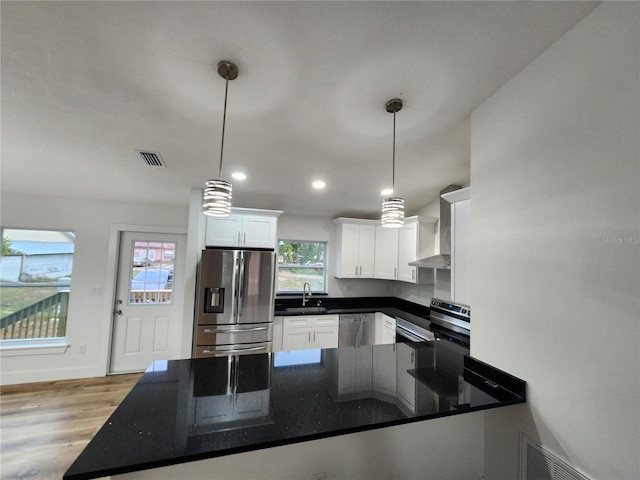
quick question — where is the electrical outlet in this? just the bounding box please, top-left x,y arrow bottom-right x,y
78,344 -> 86,354
311,473 -> 326,480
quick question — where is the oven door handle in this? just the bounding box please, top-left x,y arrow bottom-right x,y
396,324 -> 430,342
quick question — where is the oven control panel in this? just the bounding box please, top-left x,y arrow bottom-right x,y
430,299 -> 470,320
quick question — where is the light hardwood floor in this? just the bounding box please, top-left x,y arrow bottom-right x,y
1,373 -> 142,480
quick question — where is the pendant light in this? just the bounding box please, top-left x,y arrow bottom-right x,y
381,98 -> 405,228
203,61 -> 238,217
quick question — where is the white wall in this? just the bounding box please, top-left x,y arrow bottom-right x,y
0,193 -> 189,385
470,3 -> 639,479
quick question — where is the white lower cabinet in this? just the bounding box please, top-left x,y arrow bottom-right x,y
374,313 -> 396,345
281,315 -> 339,351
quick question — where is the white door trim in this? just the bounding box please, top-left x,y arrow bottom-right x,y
100,224 -> 188,376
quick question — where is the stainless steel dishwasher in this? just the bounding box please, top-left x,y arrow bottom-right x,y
338,314 -> 375,347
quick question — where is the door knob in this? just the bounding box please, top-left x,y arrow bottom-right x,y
114,299 -> 123,315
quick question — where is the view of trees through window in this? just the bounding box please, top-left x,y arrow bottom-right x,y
277,240 -> 327,293
0,228 -> 74,341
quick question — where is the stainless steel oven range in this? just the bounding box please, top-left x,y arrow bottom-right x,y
428,298 -> 470,349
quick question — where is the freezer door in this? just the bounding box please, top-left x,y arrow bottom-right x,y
196,249 -> 239,326
196,323 -> 273,346
236,250 -> 276,325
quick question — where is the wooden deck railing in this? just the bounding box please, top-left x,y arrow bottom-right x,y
130,290 -> 172,304
1,291 -> 69,340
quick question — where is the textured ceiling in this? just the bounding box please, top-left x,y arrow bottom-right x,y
1,1 -> 598,218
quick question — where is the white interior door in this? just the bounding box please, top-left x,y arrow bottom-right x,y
109,231 -> 186,374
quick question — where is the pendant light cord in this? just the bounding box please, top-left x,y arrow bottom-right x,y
218,73 -> 230,180
392,108 -> 396,192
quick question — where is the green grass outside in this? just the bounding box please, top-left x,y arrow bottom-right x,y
0,286 -> 58,318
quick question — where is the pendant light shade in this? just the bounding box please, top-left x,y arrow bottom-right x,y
203,179 -> 232,216
203,61 -> 238,217
381,98 -> 405,228
382,196 -> 405,227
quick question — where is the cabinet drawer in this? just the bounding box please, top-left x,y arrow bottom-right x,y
313,315 -> 339,327
283,317 -> 313,328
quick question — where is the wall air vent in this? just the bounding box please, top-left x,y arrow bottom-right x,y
138,151 -> 165,168
520,433 -> 589,480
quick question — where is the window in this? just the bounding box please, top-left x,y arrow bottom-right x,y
0,228 -> 74,344
129,240 -> 176,305
277,240 -> 327,294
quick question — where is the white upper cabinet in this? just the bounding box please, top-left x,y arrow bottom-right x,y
334,216 -> 436,282
374,226 -> 399,280
334,219 -> 376,278
206,208 -> 282,250
397,216 -> 437,284
442,187 -> 471,305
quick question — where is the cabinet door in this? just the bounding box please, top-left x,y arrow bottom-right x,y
338,224 -> 360,278
282,328 -> 311,351
357,225 -> 376,278
242,215 -> 277,249
312,325 -> 339,349
380,314 -> 396,345
374,226 -> 398,280
397,222 -> 418,283
205,215 -> 242,247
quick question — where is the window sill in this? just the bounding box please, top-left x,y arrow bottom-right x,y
0,339 -> 70,357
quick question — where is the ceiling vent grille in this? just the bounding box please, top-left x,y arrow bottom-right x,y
520,433 -> 589,480
138,151 -> 165,168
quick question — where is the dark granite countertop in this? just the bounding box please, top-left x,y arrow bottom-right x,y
64,342 -> 525,480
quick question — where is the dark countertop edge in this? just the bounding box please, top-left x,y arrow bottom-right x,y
63,396 -> 525,480
464,355 -> 527,400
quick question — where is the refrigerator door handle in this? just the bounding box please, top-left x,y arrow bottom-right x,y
203,326 -> 270,334
202,346 -> 269,355
237,251 -> 245,318
231,251 -> 241,320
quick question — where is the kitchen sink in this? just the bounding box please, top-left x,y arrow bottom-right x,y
284,306 -> 328,313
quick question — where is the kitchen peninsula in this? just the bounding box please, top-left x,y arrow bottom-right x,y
64,340 -> 525,479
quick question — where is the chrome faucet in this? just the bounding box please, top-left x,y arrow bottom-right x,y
302,282 -> 312,306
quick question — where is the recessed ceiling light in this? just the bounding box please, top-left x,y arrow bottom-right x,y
381,188 -> 393,196
231,172 -> 246,180
312,180 -> 326,190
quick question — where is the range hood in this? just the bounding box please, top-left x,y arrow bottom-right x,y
409,185 -> 461,270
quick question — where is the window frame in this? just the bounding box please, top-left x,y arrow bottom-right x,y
276,239 -> 328,295
0,227 -> 75,351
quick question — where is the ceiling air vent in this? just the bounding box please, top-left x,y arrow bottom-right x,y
138,151 -> 165,168
520,433 -> 589,480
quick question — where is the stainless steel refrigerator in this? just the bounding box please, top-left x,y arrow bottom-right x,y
193,248 -> 276,358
